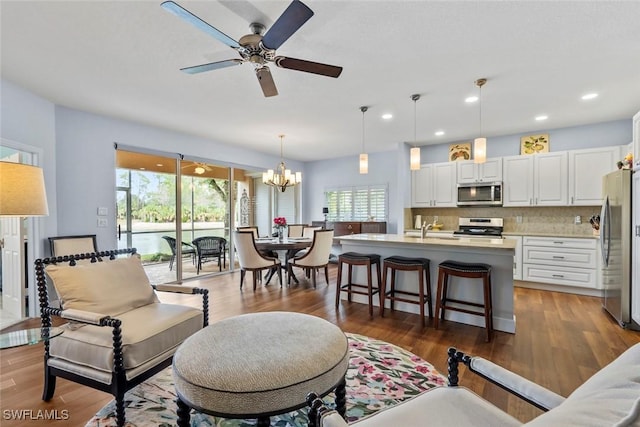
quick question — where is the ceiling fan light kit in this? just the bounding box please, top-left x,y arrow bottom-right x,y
161,0 -> 342,98
474,78 -> 488,164
410,94 -> 421,170
262,135 -> 301,192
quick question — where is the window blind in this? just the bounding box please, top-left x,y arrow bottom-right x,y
324,184 -> 387,221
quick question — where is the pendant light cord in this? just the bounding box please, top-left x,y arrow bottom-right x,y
360,106 -> 368,152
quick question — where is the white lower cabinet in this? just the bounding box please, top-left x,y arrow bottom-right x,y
504,235 -> 522,280
522,236 -> 599,290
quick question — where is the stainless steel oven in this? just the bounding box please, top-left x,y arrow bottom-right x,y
457,182 -> 503,206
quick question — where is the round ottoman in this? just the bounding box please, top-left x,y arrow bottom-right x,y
172,311 -> 349,427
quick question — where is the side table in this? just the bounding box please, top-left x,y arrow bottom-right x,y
0,327 -> 64,349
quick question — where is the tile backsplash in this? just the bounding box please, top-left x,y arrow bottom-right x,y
406,206 -> 601,236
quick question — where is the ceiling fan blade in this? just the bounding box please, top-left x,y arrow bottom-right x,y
180,59 -> 244,74
161,1 -> 241,49
256,66 -> 278,97
261,0 -> 313,50
275,56 -> 342,78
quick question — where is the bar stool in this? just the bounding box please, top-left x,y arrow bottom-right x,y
434,260 -> 493,342
335,252 -> 382,318
381,256 -> 432,327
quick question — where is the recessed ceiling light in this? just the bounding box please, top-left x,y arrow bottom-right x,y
435,130 -> 445,136
156,163 -> 164,167
581,93 -> 598,100
139,167 -> 146,170
535,115 -> 548,121
381,113 -> 393,120
465,96 -> 478,103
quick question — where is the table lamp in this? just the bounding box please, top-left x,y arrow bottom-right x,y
322,207 -> 329,222
0,161 -> 49,216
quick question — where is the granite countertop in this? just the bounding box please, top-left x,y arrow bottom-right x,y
338,233 -> 516,250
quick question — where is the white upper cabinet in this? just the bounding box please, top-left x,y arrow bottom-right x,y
535,151 -> 568,205
633,110 -> 640,171
411,162 -> 457,207
568,146 -> 621,205
456,158 -> 503,184
503,152 -> 568,206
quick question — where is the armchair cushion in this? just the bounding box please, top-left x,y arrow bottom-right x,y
525,342 -> 640,427
50,302 -> 203,375
45,255 -> 159,316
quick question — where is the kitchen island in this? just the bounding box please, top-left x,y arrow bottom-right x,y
337,234 -> 517,333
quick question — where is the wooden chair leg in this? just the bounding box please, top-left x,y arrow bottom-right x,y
324,265 -> 329,285
434,269 -> 445,330
380,264 -> 387,317
418,266 -> 425,327
367,262 -> 373,318
42,365 -> 56,401
336,261 -> 343,309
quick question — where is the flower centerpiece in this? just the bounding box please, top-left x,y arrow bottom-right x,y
617,153 -> 634,170
273,217 -> 287,241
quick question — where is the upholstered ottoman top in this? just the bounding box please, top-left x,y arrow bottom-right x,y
172,311 -> 349,418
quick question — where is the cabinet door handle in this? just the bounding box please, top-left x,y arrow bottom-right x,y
552,241 -> 564,244
552,274 -> 564,278
347,224 -> 352,229
552,255 -> 565,259
530,198 -> 533,205
571,196 -> 574,205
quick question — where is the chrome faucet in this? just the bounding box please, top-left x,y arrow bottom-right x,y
421,221 -> 433,238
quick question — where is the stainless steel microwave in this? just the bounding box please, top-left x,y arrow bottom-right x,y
457,182 -> 503,206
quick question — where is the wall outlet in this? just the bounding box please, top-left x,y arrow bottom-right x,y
574,215 -> 582,225
516,215 -> 523,224
97,218 -> 108,227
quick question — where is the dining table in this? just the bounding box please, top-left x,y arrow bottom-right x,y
254,237 -> 313,285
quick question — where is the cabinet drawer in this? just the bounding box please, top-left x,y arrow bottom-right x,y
361,222 -> 386,234
523,264 -> 597,288
522,236 -> 596,250
523,247 -> 597,268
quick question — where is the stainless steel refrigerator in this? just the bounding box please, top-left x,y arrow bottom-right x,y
600,169 -> 639,329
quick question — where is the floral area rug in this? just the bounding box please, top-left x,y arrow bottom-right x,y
86,333 -> 446,426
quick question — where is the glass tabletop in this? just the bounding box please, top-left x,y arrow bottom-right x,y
0,327 -> 64,349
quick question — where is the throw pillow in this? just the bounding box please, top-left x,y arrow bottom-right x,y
45,255 -> 159,317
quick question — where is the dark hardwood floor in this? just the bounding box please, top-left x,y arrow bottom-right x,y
1,265 -> 639,426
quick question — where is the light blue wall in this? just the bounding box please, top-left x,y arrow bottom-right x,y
0,79 -> 58,255
417,119 -> 631,164
54,106 -> 303,249
301,147 -> 407,234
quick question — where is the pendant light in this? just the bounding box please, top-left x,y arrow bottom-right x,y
474,78 -> 487,164
359,106 -> 369,174
410,94 -> 421,170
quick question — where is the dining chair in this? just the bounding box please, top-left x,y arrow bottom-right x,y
236,226 -> 260,238
48,234 -> 98,257
233,230 -> 282,290
302,226 -> 322,239
192,236 -> 227,274
287,229 -> 334,288
287,224 -> 307,238
161,236 -> 196,271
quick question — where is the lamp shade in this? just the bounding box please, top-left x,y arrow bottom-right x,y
322,207 -> 329,214
474,138 -> 487,164
410,147 -> 421,170
0,161 -> 49,216
359,153 -> 368,174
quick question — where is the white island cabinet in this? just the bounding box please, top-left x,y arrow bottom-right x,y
337,234 -> 516,333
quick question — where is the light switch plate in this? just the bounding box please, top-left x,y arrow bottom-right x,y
97,218 -> 108,227
97,207 -> 108,216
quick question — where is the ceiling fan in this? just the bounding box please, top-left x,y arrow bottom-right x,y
161,0 -> 343,97
181,162 -> 212,175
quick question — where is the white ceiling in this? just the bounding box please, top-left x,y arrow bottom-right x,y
2,1 -> 639,162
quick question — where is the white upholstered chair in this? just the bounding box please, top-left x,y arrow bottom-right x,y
303,226 -> 322,238
287,224 -> 307,238
288,229 -> 334,288
236,226 -> 260,238
36,248 -> 208,427
307,344 -> 640,427
233,230 -> 282,290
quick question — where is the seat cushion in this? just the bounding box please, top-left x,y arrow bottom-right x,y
384,256 -> 430,267
525,343 -> 640,427
173,311 -> 349,417
340,252 -> 380,262
45,255 -> 159,316
439,260 -> 491,273
50,302 -> 203,373
352,386 -> 521,426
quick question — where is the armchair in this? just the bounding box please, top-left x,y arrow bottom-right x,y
161,235 -> 196,271
36,248 -> 209,427
307,344 -> 640,427
192,236 -> 227,273
48,234 -> 98,257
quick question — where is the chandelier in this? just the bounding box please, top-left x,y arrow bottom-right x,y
262,134 -> 302,192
